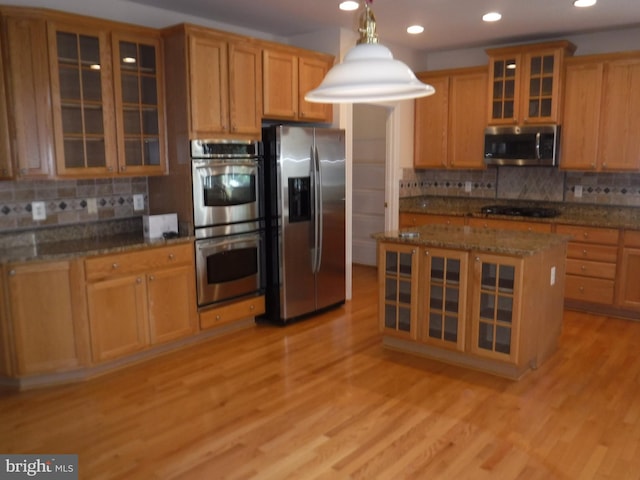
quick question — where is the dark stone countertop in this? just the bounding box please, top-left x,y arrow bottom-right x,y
0,218 -> 193,264
400,197 -> 640,230
374,224 -> 570,257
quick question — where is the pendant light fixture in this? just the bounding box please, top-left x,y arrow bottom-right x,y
305,0 -> 435,104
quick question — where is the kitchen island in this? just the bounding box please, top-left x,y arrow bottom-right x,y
374,224 -> 569,379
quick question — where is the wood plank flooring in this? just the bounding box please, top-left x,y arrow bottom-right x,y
1,265 -> 640,479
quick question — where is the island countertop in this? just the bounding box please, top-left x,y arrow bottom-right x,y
374,224 -> 570,257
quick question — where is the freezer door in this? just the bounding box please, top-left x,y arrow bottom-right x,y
314,128 -> 346,309
278,126 -> 316,319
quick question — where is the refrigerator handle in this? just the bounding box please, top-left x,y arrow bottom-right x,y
310,145 -> 318,273
315,144 -> 323,274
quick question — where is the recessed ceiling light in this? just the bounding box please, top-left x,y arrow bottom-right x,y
573,0 -> 597,7
482,12 -> 502,22
407,25 -> 424,35
339,1 -> 360,11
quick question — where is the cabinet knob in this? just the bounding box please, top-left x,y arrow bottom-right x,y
112,263 -> 119,269
168,253 -> 175,260
425,250 -> 429,256
250,304 -> 255,311
581,265 -> 587,271
579,286 -> 585,293
8,270 -> 16,276
216,315 -> 221,320
149,275 -> 155,281
475,256 -> 481,262
582,249 -> 588,256
583,232 -> 589,239
136,277 -> 142,284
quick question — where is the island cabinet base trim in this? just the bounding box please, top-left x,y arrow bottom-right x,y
383,336 -> 532,380
564,300 -> 640,321
0,319 -> 255,391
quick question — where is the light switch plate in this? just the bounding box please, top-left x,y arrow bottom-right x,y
31,201 -> 46,221
464,181 -> 472,193
87,198 -> 98,215
574,185 -> 583,198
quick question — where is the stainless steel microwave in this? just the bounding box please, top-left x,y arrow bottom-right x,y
484,125 -> 560,166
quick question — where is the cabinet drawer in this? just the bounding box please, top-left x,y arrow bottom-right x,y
624,230 -> 640,248
566,259 -> 616,279
200,295 -> 265,330
565,275 -> 615,304
85,243 -> 193,281
556,224 -> 619,245
566,243 -> 618,263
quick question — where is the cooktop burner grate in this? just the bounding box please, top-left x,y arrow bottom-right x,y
480,205 -> 561,218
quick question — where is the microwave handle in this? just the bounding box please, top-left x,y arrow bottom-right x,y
535,132 -> 541,160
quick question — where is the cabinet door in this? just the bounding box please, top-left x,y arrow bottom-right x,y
87,275 -> 149,362
617,246 -> 640,311
521,49 -> 561,124
471,254 -> 522,363
263,49 -> 298,120
6,261 -> 84,375
48,24 -> 117,176
420,249 -> 468,351
147,265 -> 197,345
414,75 -> 449,168
112,32 -> 166,175
0,31 -> 12,179
598,58 -> 640,171
4,15 -> 54,177
188,32 -> 229,136
487,53 -> 521,125
448,71 -> 487,169
378,243 -> 419,339
560,60 -> 603,171
228,41 -> 261,136
298,55 -> 332,123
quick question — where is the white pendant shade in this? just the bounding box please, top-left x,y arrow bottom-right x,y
305,43 -> 435,104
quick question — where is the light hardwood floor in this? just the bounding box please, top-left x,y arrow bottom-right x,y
1,265 -> 640,479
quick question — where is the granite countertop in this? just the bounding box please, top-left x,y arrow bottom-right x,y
374,224 -> 570,257
400,197 -> 640,230
0,218 -> 193,264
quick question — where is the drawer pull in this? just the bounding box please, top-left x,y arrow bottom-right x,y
136,277 -> 142,284
168,253 -> 175,260
112,263 -> 119,269
250,304 -> 255,311
216,315 -> 221,321
583,232 -> 589,239
149,275 -> 155,281
582,250 -> 588,256
581,265 -> 587,271
579,286 -> 585,293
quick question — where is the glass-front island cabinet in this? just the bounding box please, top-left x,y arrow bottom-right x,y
376,224 -> 569,380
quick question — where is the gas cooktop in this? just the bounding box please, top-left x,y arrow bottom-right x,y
480,205 -> 561,218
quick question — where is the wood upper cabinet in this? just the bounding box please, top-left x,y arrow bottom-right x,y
0,30 -> 12,179
562,52 -> 640,171
112,30 -> 166,175
164,25 -> 262,139
85,243 -> 197,363
48,22 -> 118,177
414,67 -> 486,169
2,260 -> 89,376
1,12 -> 55,178
263,47 -> 333,123
486,41 -> 575,125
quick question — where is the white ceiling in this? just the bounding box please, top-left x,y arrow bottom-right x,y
124,0 -> 640,52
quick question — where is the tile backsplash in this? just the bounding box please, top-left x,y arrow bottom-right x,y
0,178 -> 148,232
401,167 -> 640,207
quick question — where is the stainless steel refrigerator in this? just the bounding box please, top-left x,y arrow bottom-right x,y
262,125 -> 346,324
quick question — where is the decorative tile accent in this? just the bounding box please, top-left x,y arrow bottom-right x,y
0,178 -> 148,233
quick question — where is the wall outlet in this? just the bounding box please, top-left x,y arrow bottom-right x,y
31,201 -> 46,221
87,198 -> 98,215
574,185 -> 583,198
464,181 -> 472,193
133,194 -> 145,211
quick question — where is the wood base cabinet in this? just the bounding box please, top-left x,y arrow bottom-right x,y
0,260 -> 89,376
617,230 -> 640,312
85,243 -> 197,363
378,239 -> 567,379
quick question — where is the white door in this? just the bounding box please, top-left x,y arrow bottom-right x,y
352,104 -> 387,266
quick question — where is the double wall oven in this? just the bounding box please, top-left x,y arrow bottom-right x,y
191,139 -> 264,307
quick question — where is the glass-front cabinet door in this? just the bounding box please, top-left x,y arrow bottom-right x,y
522,50 -> 559,123
112,32 -> 166,175
471,254 -> 522,363
488,54 -> 521,125
49,25 -> 117,176
379,243 -> 419,339
420,249 -> 468,351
